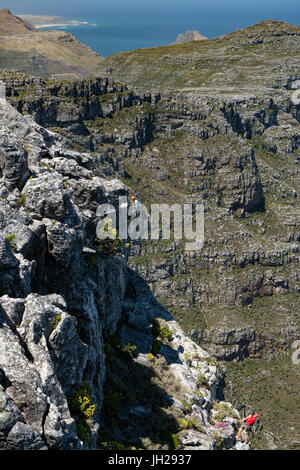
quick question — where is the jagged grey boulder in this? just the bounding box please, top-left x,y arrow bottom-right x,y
0,134 -> 28,191
0,237 -> 19,270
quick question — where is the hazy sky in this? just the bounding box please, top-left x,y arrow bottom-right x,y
2,0 -> 300,22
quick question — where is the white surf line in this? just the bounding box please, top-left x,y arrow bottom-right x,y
36,21 -> 89,28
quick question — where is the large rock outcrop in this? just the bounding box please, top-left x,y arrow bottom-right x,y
0,91 -> 242,450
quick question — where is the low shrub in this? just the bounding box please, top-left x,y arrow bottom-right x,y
95,218 -> 122,255
68,382 -> 96,419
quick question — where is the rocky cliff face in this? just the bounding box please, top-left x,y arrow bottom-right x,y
1,19 -> 300,450
2,63 -> 299,364
0,90 -> 246,450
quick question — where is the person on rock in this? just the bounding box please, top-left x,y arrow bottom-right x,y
129,195 -> 140,217
237,412 -> 259,444
130,195 -> 140,207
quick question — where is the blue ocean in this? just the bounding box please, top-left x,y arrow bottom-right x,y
14,0 -> 300,57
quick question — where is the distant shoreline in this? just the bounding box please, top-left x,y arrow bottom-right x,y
36,21 -> 90,29
18,14 -> 95,29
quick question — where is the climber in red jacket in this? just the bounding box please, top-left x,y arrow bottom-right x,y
237,413 -> 259,444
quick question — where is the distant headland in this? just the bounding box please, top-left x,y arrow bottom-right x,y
173,30 -> 208,44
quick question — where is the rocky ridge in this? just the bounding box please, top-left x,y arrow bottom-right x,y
97,20 -> 300,90
0,8 -> 35,36
0,9 -> 103,79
